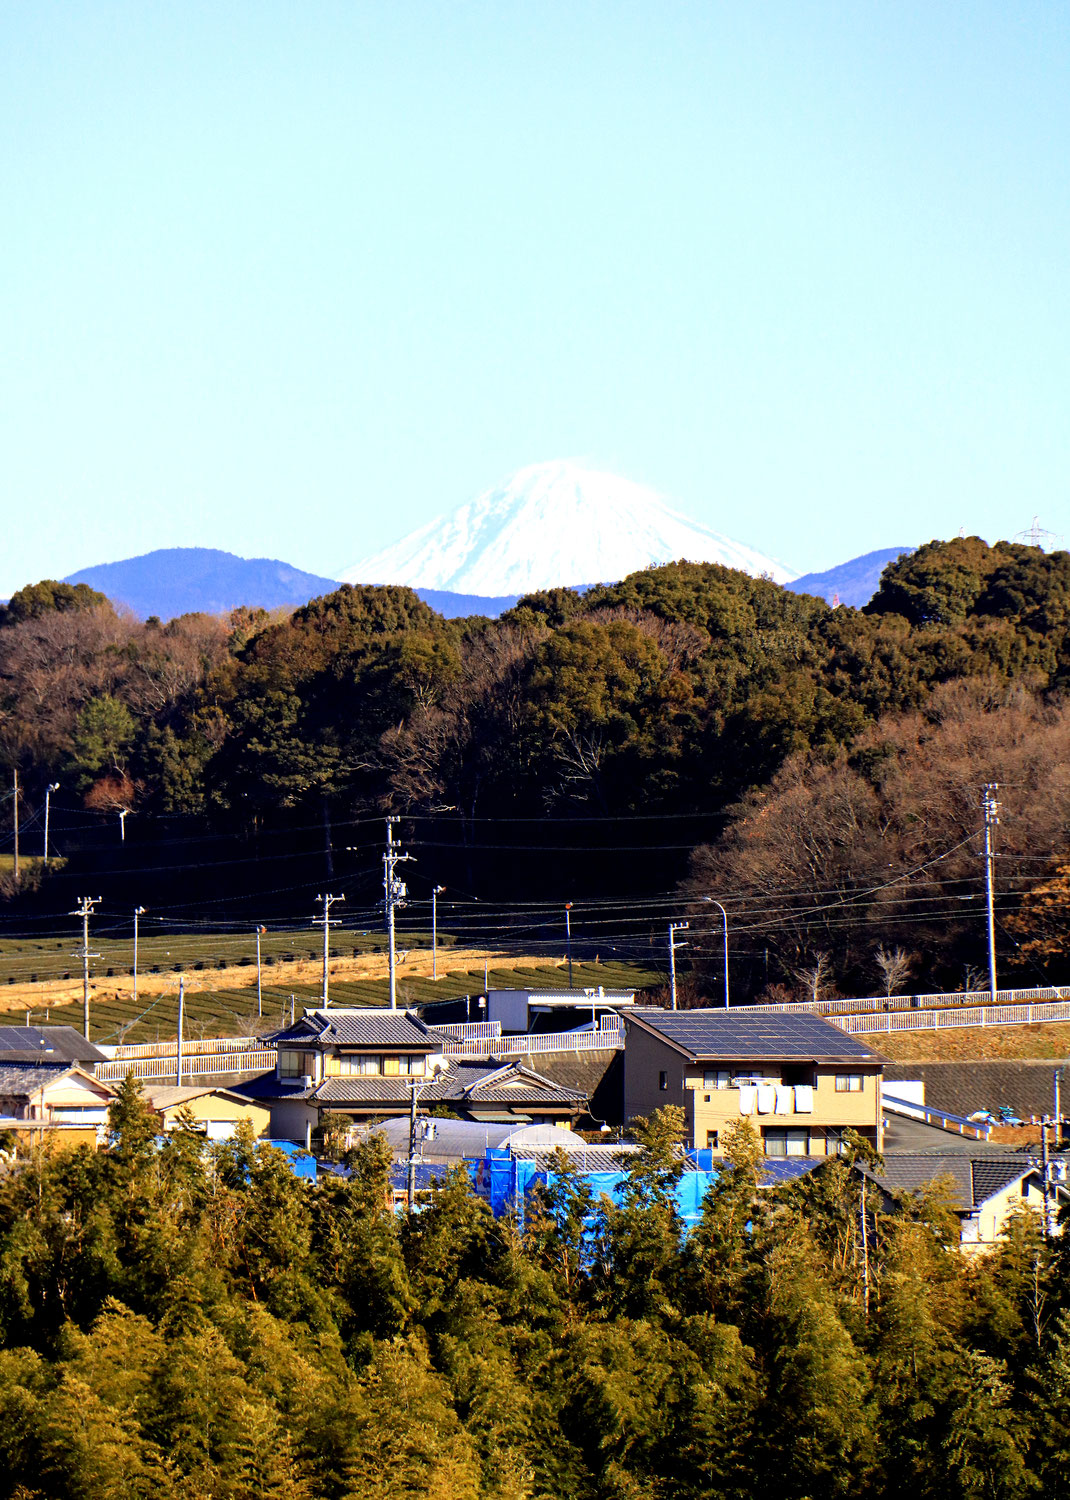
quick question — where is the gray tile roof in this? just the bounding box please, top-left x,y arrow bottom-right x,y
314,1061 -> 587,1109
269,1008 -> 436,1050
629,1007 -> 884,1063
0,1027 -> 107,1066
862,1153 -> 1038,1211
0,1062 -> 84,1098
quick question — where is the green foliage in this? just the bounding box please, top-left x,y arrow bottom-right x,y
0,1116 -> 1062,1496
0,579 -> 109,627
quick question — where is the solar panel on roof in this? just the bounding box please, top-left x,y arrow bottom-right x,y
630,1008 -> 879,1060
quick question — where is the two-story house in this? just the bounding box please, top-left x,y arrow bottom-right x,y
624,1007 -> 886,1156
241,1008 -> 589,1142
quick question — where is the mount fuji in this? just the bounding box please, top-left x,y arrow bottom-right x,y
341,460 -> 796,594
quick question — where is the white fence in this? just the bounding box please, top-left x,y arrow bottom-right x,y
442,1026 -> 624,1060
97,1049 -> 276,1083
748,984 -> 1070,1018
432,1021 -> 502,1041
834,1000 -> 1070,1036
108,1035 -> 265,1060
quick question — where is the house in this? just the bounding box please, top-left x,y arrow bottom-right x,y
0,1062 -> 115,1147
240,1008 -> 589,1141
0,1026 -> 108,1072
623,1007 -> 886,1156
141,1085 -> 272,1140
860,1153 -> 1069,1250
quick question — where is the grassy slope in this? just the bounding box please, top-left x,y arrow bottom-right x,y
860,1020 -> 1070,1062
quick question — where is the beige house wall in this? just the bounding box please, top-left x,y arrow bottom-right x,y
624,1024 -> 882,1154
158,1094 -> 271,1138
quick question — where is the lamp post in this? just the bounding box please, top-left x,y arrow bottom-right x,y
703,897 -> 731,1008
432,886 -> 445,980
565,903 -> 573,987
43,783 -> 59,865
118,808 -> 129,841
132,906 -> 146,1007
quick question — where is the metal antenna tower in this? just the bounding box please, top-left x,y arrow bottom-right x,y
1013,516 -> 1061,551
313,894 -> 344,1008
70,896 -> 102,1039
982,784 -> 1000,999
383,819 -> 413,1011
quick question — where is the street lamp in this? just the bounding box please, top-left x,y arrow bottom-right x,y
432,886 -> 446,980
703,897 -> 730,1008
132,906 -> 146,1006
43,783 -> 59,865
564,903 -> 573,987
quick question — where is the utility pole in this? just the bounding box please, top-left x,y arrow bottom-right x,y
11,769 -> 18,887
432,886 -> 445,980
407,1081 -> 421,1211
255,925 -> 266,1018
383,819 -> 412,1011
176,977 -> 185,1086
132,906 -> 146,1007
982,783 -> 1000,999
1041,1119 -> 1052,1238
313,895 -> 344,1008
668,921 -> 689,1011
70,896 -> 102,1039
565,903 -> 573,987
43,782 -> 59,865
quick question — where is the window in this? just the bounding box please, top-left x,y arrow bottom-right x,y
764,1128 -> 809,1157
383,1056 -> 401,1076
658,1071 -> 668,1092
337,1055 -> 381,1075
706,1130 -> 719,1149
835,1074 -> 864,1093
825,1128 -> 849,1156
703,1069 -> 731,1090
278,1049 -> 315,1079
407,1055 -> 426,1076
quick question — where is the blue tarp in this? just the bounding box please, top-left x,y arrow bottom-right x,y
468,1149 -> 719,1234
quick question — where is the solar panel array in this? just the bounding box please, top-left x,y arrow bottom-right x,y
629,1007 -> 882,1061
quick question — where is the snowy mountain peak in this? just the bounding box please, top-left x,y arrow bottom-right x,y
340,460 -> 796,594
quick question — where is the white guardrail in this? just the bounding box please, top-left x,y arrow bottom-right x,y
833,1000 -> 1070,1035
442,1026 -> 624,1059
108,1035 -> 265,1060
748,984 -> 1070,1017
96,1050 -> 276,1082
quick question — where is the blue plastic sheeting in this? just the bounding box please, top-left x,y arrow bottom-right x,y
468,1149 -> 718,1234
262,1139 -> 318,1179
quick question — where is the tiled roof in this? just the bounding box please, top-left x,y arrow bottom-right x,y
232,1073 -> 318,1103
269,1008 -> 436,1050
628,1007 -> 884,1063
313,1061 -> 587,1109
0,1062 -> 83,1098
862,1153 -> 1037,1211
0,1027 -> 107,1066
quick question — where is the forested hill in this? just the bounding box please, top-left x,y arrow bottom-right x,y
1,539 -> 1069,989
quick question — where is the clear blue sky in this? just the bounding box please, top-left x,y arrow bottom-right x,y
2,1 -> 1068,595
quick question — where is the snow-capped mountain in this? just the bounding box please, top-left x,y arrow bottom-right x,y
341,460 -> 796,594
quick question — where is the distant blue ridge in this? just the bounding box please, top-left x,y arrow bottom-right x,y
787,546 -> 912,608
54,544 -> 915,622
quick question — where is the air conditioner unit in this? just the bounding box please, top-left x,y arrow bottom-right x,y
300,1075 -> 314,1090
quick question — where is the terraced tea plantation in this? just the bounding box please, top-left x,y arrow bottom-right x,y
0,955 -> 661,1045
0,925 -> 440,989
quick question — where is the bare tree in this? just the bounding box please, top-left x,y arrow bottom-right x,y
794,952 -> 833,1003
874,944 -> 913,997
